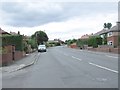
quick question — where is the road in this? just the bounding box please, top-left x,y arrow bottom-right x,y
2,46 -> 118,88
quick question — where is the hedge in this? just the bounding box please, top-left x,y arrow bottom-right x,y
76,36 -> 102,48
1,35 -> 23,51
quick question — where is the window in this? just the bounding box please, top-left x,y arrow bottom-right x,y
108,41 -> 113,45
107,32 -> 113,37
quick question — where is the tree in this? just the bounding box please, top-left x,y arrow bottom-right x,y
65,39 -> 72,46
88,36 -> 102,48
107,23 -> 112,29
72,39 -> 77,43
103,23 -> 111,45
34,30 -> 49,45
102,34 -> 107,45
28,38 -> 37,49
76,39 -> 88,48
103,23 -> 107,29
103,23 -> 112,29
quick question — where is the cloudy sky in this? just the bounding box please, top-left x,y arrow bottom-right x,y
0,0 -> 119,41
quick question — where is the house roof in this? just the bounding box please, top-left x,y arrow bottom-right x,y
80,34 -> 93,39
94,22 -> 120,36
0,28 -> 10,35
106,24 -> 120,32
10,31 -> 18,35
93,29 -> 107,36
81,34 -> 90,39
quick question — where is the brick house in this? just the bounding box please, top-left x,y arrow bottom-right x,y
94,22 -> 120,47
106,22 -> 120,47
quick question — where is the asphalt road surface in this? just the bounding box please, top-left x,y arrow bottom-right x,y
2,46 -> 118,88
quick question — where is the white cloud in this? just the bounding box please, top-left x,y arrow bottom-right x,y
1,12 -> 117,41
0,1 -> 117,27
0,1 -> 118,41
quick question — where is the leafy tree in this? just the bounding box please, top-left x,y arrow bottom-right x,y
65,39 -> 72,45
32,30 -> 49,45
102,34 -> 107,45
107,23 -> 112,29
103,23 -> 112,29
76,39 -> 88,48
76,39 -> 83,49
103,23 -> 107,29
23,41 -> 28,53
72,39 -> 77,43
88,36 -> 102,48
28,38 -> 37,49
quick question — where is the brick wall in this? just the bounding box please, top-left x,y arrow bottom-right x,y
87,47 -> 120,54
14,51 -> 24,60
70,45 -> 77,48
95,48 -> 110,53
0,53 -> 13,66
70,43 -> 77,48
0,45 -> 26,66
0,51 -> 25,66
109,48 -> 120,54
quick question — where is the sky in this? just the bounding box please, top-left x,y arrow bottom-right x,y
0,0 -> 119,41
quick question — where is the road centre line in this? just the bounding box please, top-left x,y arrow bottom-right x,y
72,56 -> 82,61
105,55 -> 118,58
88,62 -> 118,74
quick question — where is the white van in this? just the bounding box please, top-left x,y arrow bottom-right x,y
38,45 -> 46,52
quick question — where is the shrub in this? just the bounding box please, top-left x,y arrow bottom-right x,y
1,35 -> 23,51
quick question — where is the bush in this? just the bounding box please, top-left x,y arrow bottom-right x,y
76,39 -> 88,47
76,36 -> 102,48
88,36 -> 102,48
1,35 -> 23,51
55,42 -> 61,46
28,38 -> 37,49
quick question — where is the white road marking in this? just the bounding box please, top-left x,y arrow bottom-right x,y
89,62 -> 118,74
106,55 -> 118,58
72,56 -> 82,61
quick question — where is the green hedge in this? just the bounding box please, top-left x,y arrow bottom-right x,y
1,35 -> 23,51
76,36 -> 102,48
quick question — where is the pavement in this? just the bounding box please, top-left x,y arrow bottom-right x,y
0,51 -> 38,73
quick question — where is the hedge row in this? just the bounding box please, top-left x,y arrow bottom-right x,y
76,36 -> 102,48
1,35 -> 23,51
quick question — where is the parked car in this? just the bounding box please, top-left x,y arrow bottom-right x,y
38,45 -> 46,52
